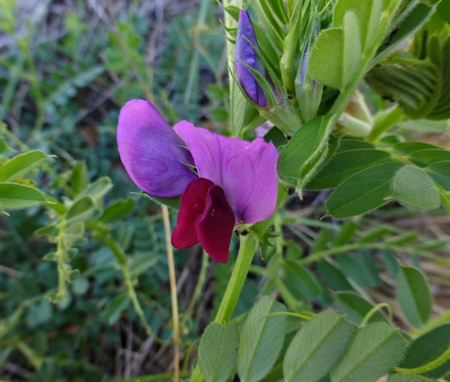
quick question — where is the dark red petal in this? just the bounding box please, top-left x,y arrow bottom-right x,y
196,185 -> 235,263
172,178 -> 215,248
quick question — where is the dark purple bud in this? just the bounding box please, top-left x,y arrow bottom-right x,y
234,10 -> 268,107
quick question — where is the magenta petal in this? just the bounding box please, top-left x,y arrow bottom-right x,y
117,99 -> 197,198
235,10 -> 268,107
172,178 -> 214,249
196,185 -> 235,263
174,124 -> 279,224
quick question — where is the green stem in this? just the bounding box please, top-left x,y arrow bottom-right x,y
215,233 -> 259,324
89,222 -> 163,343
184,0 -> 211,107
183,251 -> 209,323
368,104 -> 405,142
360,303 -> 392,327
55,217 -> 69,302
300,242 -> 450,266
161,205 -> 180,382
16,341 -> 43,369
327,33 -> 404,138
190,233 -> 259,382
394,345 -> 450,374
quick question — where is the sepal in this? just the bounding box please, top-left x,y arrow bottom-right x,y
336,92 -> 373,138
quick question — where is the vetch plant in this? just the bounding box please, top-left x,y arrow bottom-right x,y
114,1 -> 450,381
2,0 -> 450,381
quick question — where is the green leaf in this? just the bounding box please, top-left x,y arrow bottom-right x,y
0,136 -> 8,154
284,310 -> 355,382
0,306 -> 25,341
0,182 -> 47,209
198,323 -> 239,382
101,198 -> 136,223
398,119 -> 448,133
338,138 -> 375,151
101,294 -> 130,325
333,222 -> 358,246
206,84 -> 224,101
211,108 -> 229,123
330,322 -> 407,382
238,296 -> 287,382
283,261 -> 323,300
333,0 -> 383,52
308,148 -> 390,190
393,142 -> 439,155
326,162 -> 403,218
410,149 -> 450,167
62,222 -> 85,247
398,324 -> 450,378
0,150 -> 47,182
381,250 -> 400,279
34,224 -> 57,237
309,12 -> 361,90
79,176 -> 112,204
375,3 -> 435,63
317,260 -> 354,291
71,162 -> 89,194
66,196 -> 101,225
72,276 -> 89,296
278,115 -> 332,186
388,375 -> 439,382
357,227 -> 391,243
336,251 -> 381,289
129,252 -> 158,278
426,161 -> 450,191
26,299 -> 53,329
396,265 -> 432,328
336,292 -> 388,326
230,77 -> 253,137
311,229 -> 331,254
389,165 -> 440,210
366,55 -> 440,119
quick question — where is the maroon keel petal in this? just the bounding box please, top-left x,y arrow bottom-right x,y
196,185 -> 235,263
172,178 -> 215,248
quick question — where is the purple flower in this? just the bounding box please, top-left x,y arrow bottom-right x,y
117,100 -> 279,262
235,10 -> 268,107
117,100 -> 196,197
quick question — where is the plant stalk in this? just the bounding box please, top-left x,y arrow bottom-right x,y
162,205 -> 180,382
190,232 -> 259,381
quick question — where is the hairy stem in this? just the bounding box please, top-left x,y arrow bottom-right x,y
368,104 -> 405,142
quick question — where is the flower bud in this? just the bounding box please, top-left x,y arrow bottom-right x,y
234,10 -> 268,107
295,45 -> 323,123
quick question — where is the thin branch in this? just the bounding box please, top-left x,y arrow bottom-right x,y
161,205 -> 180,382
